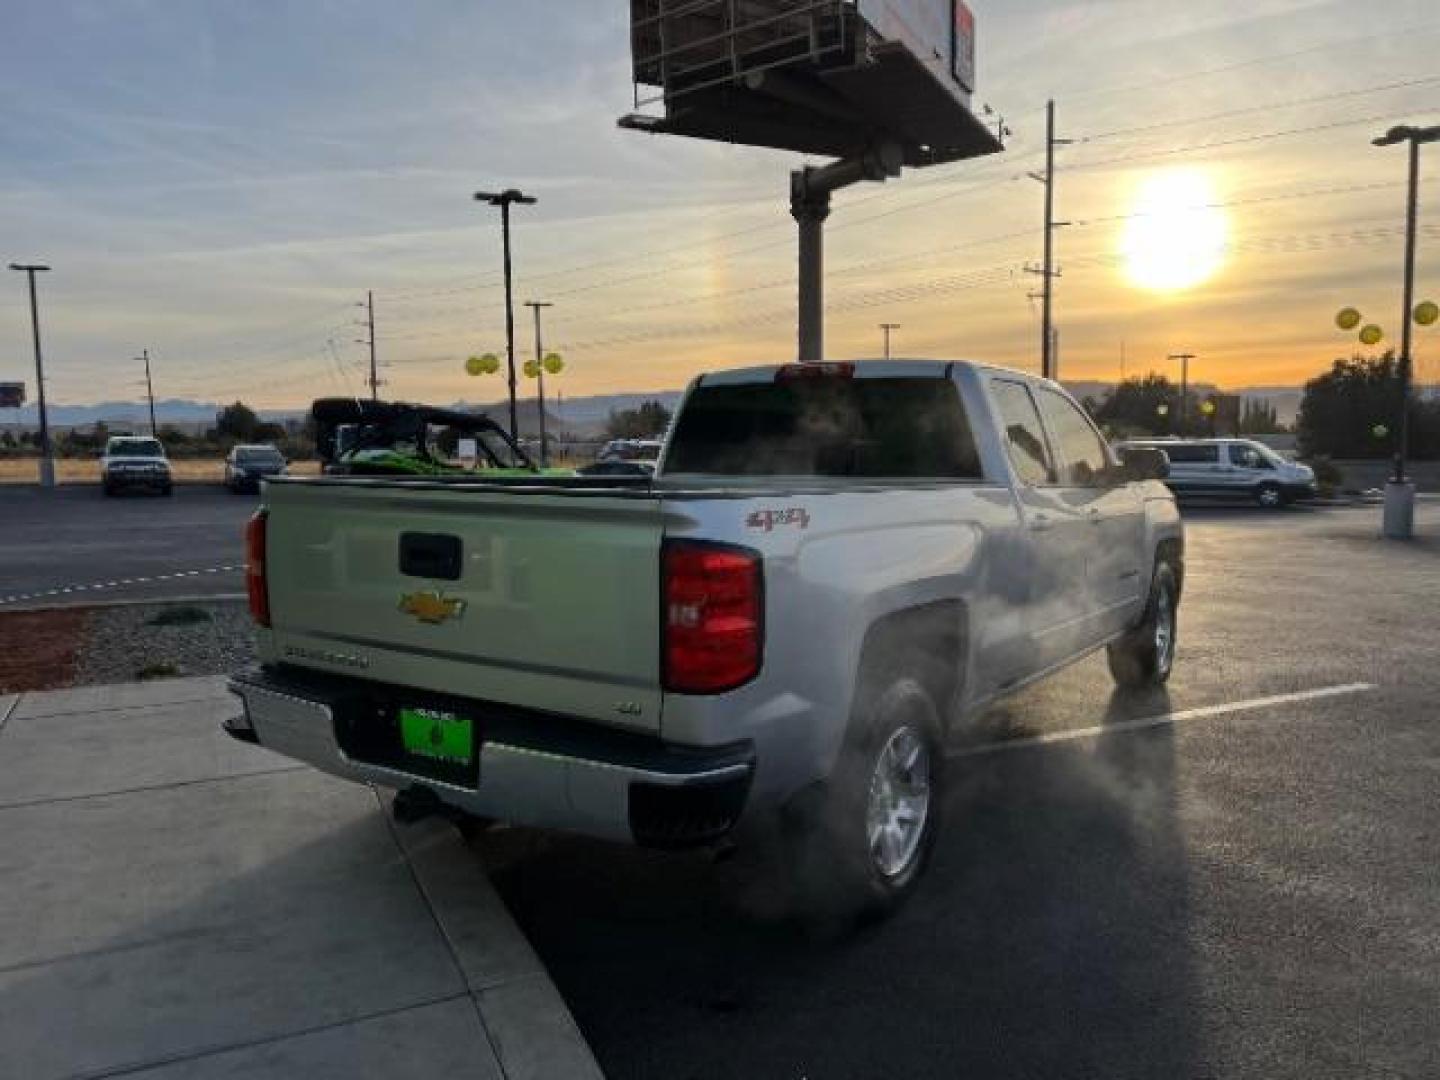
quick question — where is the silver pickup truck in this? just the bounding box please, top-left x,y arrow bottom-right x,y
229,360 -> 1182,913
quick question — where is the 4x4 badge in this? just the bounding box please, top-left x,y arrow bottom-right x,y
399,590 -> 467,625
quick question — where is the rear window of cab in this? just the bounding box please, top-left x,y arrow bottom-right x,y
666,376 -> 982,479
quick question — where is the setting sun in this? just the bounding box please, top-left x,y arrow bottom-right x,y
1121,170 -> 1228,292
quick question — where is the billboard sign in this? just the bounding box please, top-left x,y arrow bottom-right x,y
858,0 -> 975,95
0,382 -> 24,408
952,1 -> 976,92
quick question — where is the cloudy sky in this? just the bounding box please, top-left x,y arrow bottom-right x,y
2,0 -> 1437,408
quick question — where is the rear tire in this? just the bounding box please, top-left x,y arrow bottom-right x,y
785,662 -> 944,921
1107,562 -> 1179,688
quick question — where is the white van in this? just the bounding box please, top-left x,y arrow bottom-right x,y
1118,438 -> 1316,507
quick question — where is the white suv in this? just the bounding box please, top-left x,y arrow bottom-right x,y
1120,438 -> 1316,508
101,436 -> 174,497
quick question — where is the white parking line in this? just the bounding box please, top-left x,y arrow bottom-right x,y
955,683 -> 1377,758
0,565 -> 244,607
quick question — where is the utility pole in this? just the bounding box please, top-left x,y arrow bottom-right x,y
476,189 -> 537,440
880,323 -> 901,360
365,291 -> 379,400
139,349 -> 156,435
9,263 -> 54,489
1168,353 -> 1196,435
524,300 -> 554,468
1372,123 -> 1439,538
1027,101 -> 1073,381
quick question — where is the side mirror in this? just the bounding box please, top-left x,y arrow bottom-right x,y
1117,446 -> 1170,482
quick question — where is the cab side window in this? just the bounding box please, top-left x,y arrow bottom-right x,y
1230,445 -> 1271,470
1164,444 -> 1220,465
990,380 -> 1055,487
1037,388 -> 1112,487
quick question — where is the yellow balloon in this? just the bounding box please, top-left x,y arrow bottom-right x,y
1415,300 -> 1439,327
523,359 -> 540,379
1359,324 -> 1384,346
465,355 -> 485,376
543,353 -> 565,376
1335,307 -> 1362,331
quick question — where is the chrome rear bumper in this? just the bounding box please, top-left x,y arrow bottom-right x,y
228,666 -> 754,848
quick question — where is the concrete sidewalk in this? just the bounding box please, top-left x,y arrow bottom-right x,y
0,677 -> 603,1080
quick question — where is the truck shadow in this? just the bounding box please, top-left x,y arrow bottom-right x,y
481,686 -> 1202,1080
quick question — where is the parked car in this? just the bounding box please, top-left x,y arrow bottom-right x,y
1119,437 -> 1316,507
598,438 -> 664,463
577,459 -> 655,477
225,444 -> 288,492
228,360 -> 1182,915
101,436 -> 173,497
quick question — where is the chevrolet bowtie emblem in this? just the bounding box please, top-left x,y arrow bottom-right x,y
398,590 -> 467,625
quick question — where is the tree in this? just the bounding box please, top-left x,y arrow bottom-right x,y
605,400 -> 672,440
1298,353 -> 1405,460
212,401 -> 262,444
1093,374 -> 1182,436
1238,398 -> 1281,435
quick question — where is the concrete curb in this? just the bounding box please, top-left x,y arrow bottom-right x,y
381,808 -> 606,1080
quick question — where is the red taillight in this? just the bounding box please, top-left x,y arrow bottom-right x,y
246,511 -> 270,628
662,542 -> 763,694
775,362 -> 854,381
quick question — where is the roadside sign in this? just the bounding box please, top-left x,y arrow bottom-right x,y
0,382 -> 24,408
457,437 -> 479,465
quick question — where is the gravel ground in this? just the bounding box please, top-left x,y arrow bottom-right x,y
72,601 -> 256,687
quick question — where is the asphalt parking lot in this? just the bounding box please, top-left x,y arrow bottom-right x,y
0,485 -> 254,608
481,503 -> 1440,1080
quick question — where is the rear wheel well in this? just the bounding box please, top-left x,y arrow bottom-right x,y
855,601 -> 967,730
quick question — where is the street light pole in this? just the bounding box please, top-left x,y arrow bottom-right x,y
366,291 -> 379,400
524,300 -> 554,468
1168,353 -> 1195,436
880,322 -> 900,360
138,349 -> 157,435
10,263 -> 54,489
1372,122 -> 1440,539
475,189 -> 537,442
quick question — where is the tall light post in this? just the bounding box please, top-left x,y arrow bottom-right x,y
879,322 -> 900,360
524,300 -> 554,467
137,349 -> 156,435
10,263 -> 55,488
475,189 -> 537,442
1168,352 -> 1195,436
1372,122 -> 1439,538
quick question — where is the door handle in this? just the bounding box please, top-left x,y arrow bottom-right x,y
1029,513 -> 1054,533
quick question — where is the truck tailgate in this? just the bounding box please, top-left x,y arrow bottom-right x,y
263,480 -> 665,732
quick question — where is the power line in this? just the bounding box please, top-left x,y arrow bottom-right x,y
1082,74 -> 1440,143
1009,21 -> 1440,112
1064,112 -> 1410,173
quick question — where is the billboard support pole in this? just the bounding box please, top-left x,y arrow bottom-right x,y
791,144 -> 903,364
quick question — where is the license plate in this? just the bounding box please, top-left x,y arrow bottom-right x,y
398,707 -> 474,766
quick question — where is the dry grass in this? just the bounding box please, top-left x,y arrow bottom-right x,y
0,458 -> 322,484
